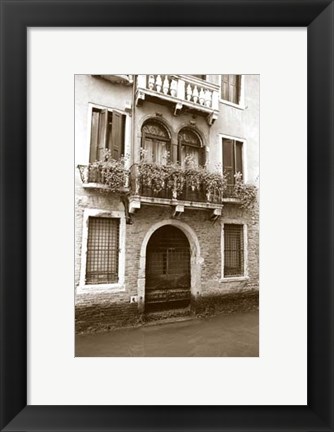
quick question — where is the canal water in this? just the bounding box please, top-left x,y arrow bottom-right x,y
76,311 -> 258,357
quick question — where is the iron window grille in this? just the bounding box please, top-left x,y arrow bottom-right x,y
224,224 -> 244,277
86,217 -> 120,285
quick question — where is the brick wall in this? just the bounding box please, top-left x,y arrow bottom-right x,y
75,173 -> 259,333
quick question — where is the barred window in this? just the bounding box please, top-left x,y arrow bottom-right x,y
86,217 -> 120,285
224,224 -> 244,277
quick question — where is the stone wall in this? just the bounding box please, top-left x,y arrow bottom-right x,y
75,174 -> 259,333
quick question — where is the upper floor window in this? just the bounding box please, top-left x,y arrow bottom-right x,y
141,120 -> 171,165
89,107 -> 125,162
223,138 -> 243,189
221,75 -> 241,104
178,128 -> 205,167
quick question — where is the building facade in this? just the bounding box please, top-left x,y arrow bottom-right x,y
75,74 -> 259,333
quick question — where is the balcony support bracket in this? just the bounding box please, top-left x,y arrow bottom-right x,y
136,90 -> 145,106
172,204 -> 184,219
129,196 -> 141,214
207,112 -> 218,126
174,102 -> 183,116
210,207 -> 222,223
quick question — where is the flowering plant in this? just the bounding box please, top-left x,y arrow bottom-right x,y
233,172 -> 258,209
88,149 -> 129,192
138,152 -> 227,201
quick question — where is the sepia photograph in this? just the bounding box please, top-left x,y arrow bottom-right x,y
75,74 -> 259,357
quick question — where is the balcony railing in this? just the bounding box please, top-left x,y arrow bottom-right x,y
129,164 -> 228,205
77,163 -> 239,205
77,164 -> 129,191
136,74 -> 219,124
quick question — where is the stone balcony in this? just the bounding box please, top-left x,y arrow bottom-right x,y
135,75 -> 220,125
77,163 -> 244,222
128,164 -> 224,219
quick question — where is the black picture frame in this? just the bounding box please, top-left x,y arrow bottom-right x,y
1,1 -> 333,431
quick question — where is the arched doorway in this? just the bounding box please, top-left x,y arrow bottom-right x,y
145,225 -> 191,313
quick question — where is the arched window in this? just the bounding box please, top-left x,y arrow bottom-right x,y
178,128 -> 205,167
141,120 -> 171,165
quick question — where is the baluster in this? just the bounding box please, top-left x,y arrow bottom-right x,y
163,75 -> 170,95
156,75 -> 162,92
148,74 -> 155,90
199,88 -> 205,105
186,83 -> 193,101
192,85 -> 199,103
170,79 -> 177,97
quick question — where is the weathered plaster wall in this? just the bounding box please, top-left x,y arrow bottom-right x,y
75,74 -> 259,333
75,75 -> 133,165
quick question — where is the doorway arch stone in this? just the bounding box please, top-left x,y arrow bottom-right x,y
137,219 -> 202,312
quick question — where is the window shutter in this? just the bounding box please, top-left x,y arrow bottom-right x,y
221,75 -> 229,100
223,139 -> 235,185
236,75 -> 241,104
230,75 -> 239,103
177,135 -> 182,163
171,140 -> 178,164
90,110 -> 100,162
97,109 -> 108,160
110,111 -> 124,160
199,145 -> 206,167
235,141 -> 243,176
221,75 -> 241,103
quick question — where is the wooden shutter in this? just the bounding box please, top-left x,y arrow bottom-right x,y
221,75 -> 241,103
235,141 -> 243,176
221,75 -> 229,100
229,75 -> 237,103
110,111 -> 124,160
199,145 -> 206,167
235,75 -> 241,104
223,139 -> 235,185
97,109 -> 108,161
89,110 -> 100,162
177,135 -> 182,163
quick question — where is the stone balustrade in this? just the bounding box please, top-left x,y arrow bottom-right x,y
136,74 -> 219,124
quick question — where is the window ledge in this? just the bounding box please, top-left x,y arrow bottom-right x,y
76,283 -> 126,294
220,276 -> 249,283
219,99 -> 245,110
